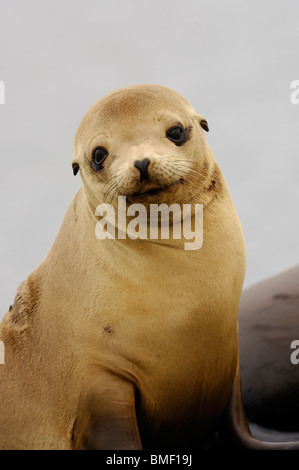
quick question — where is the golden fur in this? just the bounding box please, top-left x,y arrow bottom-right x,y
0,85 -> 246,449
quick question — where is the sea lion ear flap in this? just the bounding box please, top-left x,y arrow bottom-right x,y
72,162 -> 79,176
197,114 -> 209,132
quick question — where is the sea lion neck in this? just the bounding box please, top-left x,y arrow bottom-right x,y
79,189 -> 203,252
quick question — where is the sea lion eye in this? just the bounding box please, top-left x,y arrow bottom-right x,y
90,146 -> 109,171
166,125 -> 187,146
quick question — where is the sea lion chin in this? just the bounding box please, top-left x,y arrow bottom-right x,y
125,178 -> 183,204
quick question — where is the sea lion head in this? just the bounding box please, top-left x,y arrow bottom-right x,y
73,84 -> 214,213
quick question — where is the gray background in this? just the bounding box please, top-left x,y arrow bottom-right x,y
0,0 -> 298,320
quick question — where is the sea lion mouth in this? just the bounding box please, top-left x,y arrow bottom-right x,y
125,178 -> 183,202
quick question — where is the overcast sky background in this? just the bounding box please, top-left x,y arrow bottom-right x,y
0,0 -> 298,319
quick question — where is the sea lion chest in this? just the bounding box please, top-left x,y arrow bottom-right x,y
71,236 -> 238,429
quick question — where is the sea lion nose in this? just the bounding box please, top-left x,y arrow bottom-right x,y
134,158 -> 150,182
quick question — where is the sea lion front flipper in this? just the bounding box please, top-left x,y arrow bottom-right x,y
73,370 -> 142,450
219,359 -> 299,450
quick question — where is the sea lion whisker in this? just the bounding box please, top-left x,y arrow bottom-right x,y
103,170 -> 126,190
173,165 -> 205,178
163,161 -> 189,173
109,183 -> 123,203
171,158 -> 196,165
170,158 -> 202,171
111,185 -> 123,203
163,167 -> 190,179
104,180 -> 117,196
160,166 -> 189,183
182,176 -> 198,191
171,161 -> 196,170
104,182 -> 118,200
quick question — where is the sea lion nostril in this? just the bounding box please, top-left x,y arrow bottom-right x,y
134,158 -> 151,182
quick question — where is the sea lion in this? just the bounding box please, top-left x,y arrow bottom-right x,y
218,265 -> 299,449
0,84 -> 247,450
239,265 -> 299,437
